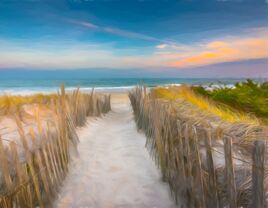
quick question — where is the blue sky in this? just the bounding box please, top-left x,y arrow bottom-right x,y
0,0 -> 268,77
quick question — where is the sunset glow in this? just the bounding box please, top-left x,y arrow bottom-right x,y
0,0 -> 268,77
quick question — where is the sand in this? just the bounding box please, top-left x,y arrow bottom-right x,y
54,93 -> 178,208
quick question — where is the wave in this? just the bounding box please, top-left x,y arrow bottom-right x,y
0,86 -> 138,95
0,83 -> 238,95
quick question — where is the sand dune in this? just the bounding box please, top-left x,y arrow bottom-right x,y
54,94 -> 177,208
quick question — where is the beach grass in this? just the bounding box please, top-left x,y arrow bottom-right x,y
0,86 -> 111,208
153,85 -> 260,125
129,85 -> 268,207
192,79 -> 268,121
0,94 -> 57,116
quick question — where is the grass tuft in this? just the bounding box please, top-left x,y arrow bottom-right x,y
192,79 -> 268,121
153,85 -> 260,125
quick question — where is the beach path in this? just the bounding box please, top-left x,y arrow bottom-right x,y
54,94 -> 177,208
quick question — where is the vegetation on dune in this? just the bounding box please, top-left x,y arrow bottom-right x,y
153,85 -> 260,125
129,85 -> 268,207
192,79 -> 268,120
0,87 -> 111,208
0,94 -> 57,115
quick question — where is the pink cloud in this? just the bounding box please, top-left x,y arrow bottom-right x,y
156,44 -> 168,49
166,37 -> 268,68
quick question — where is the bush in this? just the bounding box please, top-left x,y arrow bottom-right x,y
192,79 -> 268,119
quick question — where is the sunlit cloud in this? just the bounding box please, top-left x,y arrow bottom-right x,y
171,47 -> 238,67
155,43 -> 191,51
1,27 -> 268,70
154,28 -> 268,68
156,44 -> 168,49
169,37 -> 268,68
206,41 -> 227,49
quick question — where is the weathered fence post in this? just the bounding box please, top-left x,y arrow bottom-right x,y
176,121 -> 186,182
191,126 -> 206,208
204,129 -> 219,208
184,123 -> 195,207
223,136 -> 237,208
174,120 -> 186,204
0,137 -> 13,208
0,137 -> 13,191
252,140 -> 266,208
16,118 -> 44,208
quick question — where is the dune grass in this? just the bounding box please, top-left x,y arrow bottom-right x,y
153,85 -> 260,125
129,85 -> 268,207
192,79 -> 268,120
0,94 -> 57,116
0,87 -> 111,208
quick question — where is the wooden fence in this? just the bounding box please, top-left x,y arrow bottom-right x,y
129,86 -> 267,207
0,87 -> 111,208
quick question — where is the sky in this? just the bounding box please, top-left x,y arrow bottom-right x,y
0,0 -> 268,77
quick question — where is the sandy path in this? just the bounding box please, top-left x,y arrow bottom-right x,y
54,94 -> 177,208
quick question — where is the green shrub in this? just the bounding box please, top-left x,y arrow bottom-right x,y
192,79 -> 268,119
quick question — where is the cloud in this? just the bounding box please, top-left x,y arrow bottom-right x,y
170,47 -> 239,67
156,44 -> 168,49
169,37 -> 268,68
155,43 -> 193,52
102,27 -> 156,41
0,39 -> 128,69
66,18 -> 158,42
206,41 -> 227,49
152,28 -> 268,68
124,28 -> 268,69
66,18 -> 183,46
69,20 -> 98,29
1,26 -> 268,70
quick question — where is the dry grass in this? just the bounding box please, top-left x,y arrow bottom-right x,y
0,94 -> 57,116
193,79 -> 268,120
129,85 -> 268,207
153,85 -> 260,125
0,86 -> 111,208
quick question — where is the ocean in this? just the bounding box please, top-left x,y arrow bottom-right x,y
0,77 -> 261,95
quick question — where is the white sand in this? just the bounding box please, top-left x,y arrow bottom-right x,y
54,94 -> 178,208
